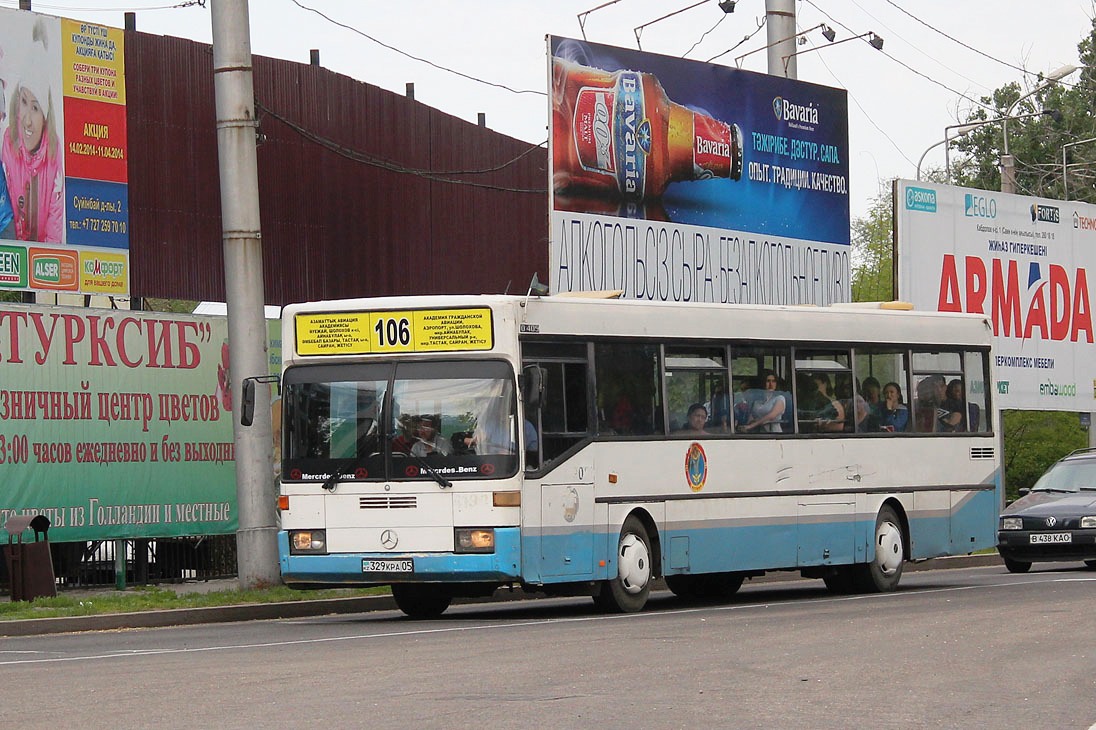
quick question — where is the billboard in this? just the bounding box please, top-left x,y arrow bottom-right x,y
0,8 -> 129,296
896,179 -> 1096,412
0,305 -> 237,542
549,37 -> 850,305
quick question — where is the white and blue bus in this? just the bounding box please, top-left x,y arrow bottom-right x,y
266,294 -> 998,617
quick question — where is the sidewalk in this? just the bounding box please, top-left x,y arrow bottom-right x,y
0,553 -> 1004,637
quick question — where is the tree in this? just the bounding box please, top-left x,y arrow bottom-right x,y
951,16 -> 1096,202
850,185 -> 893,302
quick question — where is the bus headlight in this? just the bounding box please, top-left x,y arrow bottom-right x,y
1081,516 -> 1096,528
290,530 -> 327,554
455,528 -> 495,553
1000,517 -> 1023,531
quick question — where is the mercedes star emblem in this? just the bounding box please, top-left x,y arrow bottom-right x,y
380,529 -> 399,550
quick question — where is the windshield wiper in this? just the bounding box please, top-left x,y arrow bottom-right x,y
399,448 -> 452,488
321,425 -> 379,492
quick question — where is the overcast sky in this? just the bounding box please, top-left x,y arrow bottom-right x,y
4,0 -> 1092,222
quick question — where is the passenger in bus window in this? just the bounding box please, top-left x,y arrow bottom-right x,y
861,377 -> 882,417
739,370 -> 786,433
799,373 -> 845,432
411,415 -> 451,456
943,379 -> 968,432
710,384 -> 731,432
838,374 -> 874,432
879,382 -> 909,432
679,403 -> 709,435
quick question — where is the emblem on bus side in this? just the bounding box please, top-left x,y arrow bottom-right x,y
563,487 -> 579,522
685,443 -> 707,493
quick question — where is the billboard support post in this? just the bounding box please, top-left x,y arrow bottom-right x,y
210,0 -> 280,589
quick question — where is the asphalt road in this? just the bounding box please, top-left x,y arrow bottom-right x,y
2,563 -> 1094,729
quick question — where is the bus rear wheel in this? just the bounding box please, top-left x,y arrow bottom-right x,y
594,516 -> 652,613
854,505 -> 904,593
391,584 -> 452,619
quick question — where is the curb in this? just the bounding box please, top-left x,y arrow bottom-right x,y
0,553 -> 1004,637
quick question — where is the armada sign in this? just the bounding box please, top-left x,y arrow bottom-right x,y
937,254 -> 1093,342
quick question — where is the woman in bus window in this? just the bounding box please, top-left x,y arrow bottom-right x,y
943,379 -> 968,432
679,402 -> 709,435
879,382 -> 909,432
800,373 -> 845,432
739,370 -> 786,433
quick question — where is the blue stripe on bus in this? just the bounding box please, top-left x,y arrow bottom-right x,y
280,491 -> 997,586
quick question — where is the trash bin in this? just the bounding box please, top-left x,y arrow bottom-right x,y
4,515 -> 57,602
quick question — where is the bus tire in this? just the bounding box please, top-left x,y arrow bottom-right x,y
855,505 -> 904,593
594,516 -> 652,613
391,584 -> 452,619
822,566 -> 857,594
1003,557 -> 1032,574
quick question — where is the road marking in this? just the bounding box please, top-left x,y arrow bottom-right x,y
2,574 -> 1093,666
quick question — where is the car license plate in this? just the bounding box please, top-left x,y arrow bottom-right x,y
1030,533 -> 1071,544
362,559 -> 414,573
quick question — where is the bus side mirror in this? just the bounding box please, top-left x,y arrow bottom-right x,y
240,375 -> 281,427
523,365 -> 545,410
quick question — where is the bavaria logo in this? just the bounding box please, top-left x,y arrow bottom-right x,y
771,96 -> 819,126
964,194 -> 997,218
906,186 -> 937,212
772,97 -> 783,120
1031,204 -> 1060,224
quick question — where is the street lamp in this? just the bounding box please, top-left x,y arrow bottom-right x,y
780,31 -> 883,75
733,23 -> 835,68
1000,64 -> 1077,193
916,111 -> 1057,182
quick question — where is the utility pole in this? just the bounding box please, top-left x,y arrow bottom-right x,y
210,0 -> 280,588
765,0 -> 796,78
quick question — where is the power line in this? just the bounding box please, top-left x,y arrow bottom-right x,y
288,0 -> 546,98
681,12 -> 728,58
256,101 -> 548,194
882,0 -> 1034,79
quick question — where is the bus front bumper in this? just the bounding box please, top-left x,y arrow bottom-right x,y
278,527 -> 522,586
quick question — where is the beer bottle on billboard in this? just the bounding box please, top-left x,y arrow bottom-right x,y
552,57 -> 743,201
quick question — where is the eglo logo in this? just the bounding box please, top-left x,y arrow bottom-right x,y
964,193 -> 997,218
905,186 -> 937,212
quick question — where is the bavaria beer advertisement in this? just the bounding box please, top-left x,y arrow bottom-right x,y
0,7 -> 130,296
896,179 -> 1096,412
549,36 -> 850,305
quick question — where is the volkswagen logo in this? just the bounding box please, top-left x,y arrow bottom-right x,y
380,529 -> 399,550
1045,516 -> 1057,527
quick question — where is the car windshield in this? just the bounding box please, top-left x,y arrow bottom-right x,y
282,359 -> 518,483
1031,459 -> 1096,492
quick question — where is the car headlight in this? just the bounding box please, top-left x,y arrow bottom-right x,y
290,529 -> 327,554
455,528 -> 495,553
1000,516 -> 1023,530
1082,516 -> 1096,529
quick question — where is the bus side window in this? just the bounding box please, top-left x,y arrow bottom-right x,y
523,340 -> 592,467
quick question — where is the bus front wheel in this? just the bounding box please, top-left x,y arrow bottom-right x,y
594,516 -> 652,613
855,505 -> 905,592
392,584 -> 452,619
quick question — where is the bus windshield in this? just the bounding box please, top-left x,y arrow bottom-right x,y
282,360 -> 518,483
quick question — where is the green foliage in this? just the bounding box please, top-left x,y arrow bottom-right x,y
1001,410 -> 1088,502
951,16 -> 1096,202
851,186 -> 894,302
0,584 -> 389,621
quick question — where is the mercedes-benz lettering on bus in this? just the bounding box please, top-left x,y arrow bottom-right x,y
270,295 -> 999,618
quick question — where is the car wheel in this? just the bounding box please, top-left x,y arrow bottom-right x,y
1084,560 -> 1096,570
593,515 -> 652,613
854,505 -> 904,593
391,584 -> 452,619
1002,557 -> 1032,574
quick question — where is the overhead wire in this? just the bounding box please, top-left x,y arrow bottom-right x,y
682,11 -> 728,58
288,0 -> 546,98
255,101 -> 548,194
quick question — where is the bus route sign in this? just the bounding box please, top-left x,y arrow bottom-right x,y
295,308 -> 493,356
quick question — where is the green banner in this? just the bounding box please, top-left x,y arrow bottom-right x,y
0,304 -> 240,541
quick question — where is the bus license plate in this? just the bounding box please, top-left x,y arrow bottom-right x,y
362,559 -> 414,573
1030,533 -> 1071,544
